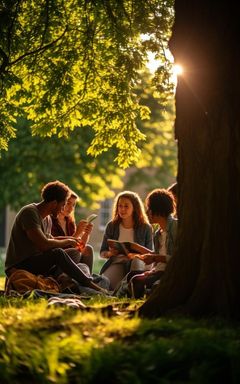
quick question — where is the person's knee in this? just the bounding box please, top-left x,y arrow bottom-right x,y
129,274 -> 146,298
77,263 -> 91,276
83,244 -> 93,257
65,248 -> 81,263
52,248 -> 72,265
49,248 -> 66,262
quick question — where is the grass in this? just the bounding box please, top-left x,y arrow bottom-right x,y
0,249 -> 239,383
0,294 -> 239,384
92,256 -> 105,274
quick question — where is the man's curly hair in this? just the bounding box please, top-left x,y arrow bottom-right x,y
145,188 -> 174,217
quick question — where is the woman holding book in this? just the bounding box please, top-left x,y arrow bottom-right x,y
51,190 -> 94,273
99,191 -> 153,290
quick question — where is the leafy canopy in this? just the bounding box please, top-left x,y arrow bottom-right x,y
0,0 -> 174,167
0,69 -> 176,211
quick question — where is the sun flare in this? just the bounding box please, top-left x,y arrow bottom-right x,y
173,64 -> 183,76
146,51 -> 184,87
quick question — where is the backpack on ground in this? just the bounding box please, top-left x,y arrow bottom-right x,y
5,268 -> 60,296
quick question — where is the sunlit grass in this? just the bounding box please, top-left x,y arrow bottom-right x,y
0,294 -> 239,384
0,277 -> 5,290
0,251 -> 239,383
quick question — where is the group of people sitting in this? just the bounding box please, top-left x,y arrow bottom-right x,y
4,180 -> 178,299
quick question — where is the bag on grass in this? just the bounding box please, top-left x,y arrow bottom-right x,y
5,268 -> 60,296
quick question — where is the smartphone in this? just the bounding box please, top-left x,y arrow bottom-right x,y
86,214 -> 98,223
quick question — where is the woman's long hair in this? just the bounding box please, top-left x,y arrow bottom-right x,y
112,191 -> 149,228
65,191 -> 79,231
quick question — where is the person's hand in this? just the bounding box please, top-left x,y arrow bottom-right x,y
75,238 -> 85,251
84,223 -> 93,235
127,252 -> 137,260
143,269 -> 156,276
107,247 -> 119,257
76,220 -> 88,235
61,238 -> 79,249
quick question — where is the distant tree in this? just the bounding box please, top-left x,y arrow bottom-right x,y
0,0 -> 174,167
0,117 -> 124,211
140,0 -> 240,319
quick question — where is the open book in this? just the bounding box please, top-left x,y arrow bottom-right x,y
107,239 -> 153,258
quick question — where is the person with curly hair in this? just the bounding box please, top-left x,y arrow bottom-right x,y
128,188 -> 178,298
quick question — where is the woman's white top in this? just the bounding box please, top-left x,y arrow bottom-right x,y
118,224 -> 134,242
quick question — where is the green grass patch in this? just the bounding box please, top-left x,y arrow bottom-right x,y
92,256 -> 105,274
0,295 -> 239,384
0,251 -> 239,383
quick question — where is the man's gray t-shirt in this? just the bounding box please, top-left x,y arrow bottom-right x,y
5,203 -> 52,271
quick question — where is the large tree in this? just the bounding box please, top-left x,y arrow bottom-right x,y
139,0 -> 240,319
0,0 -> 174,167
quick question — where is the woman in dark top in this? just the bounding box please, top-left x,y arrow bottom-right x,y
100,191 -> 153,290
51,191 -> 94,273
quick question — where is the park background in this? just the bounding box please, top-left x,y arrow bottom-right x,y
0,68 -> 178,276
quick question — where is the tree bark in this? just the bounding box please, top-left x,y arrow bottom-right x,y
139,0 -> 240,318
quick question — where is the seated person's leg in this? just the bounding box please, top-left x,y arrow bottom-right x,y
14,248 -> 102,290
130,258 -> 145,272
65,248 -> 81,264
129,271 -> 164,299
129,273 -> 146,299
60,248 -> 91,277
80,244 -> 94,274
102,264 -> 125,290
92,274 -> 110,290
126,270 -> 144,283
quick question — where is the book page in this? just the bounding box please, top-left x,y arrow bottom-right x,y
107,239 -> 129,256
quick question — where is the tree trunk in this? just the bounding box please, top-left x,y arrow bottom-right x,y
139,0 -> 240,318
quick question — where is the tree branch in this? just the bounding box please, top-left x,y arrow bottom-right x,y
9,27 -> 68,67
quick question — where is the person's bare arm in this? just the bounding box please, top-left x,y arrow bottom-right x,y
26,227 -> 79,251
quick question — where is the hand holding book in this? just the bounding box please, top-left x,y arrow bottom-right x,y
108,247 -> 120,257
75,214 -> 97,238
107,239 -> 153,258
